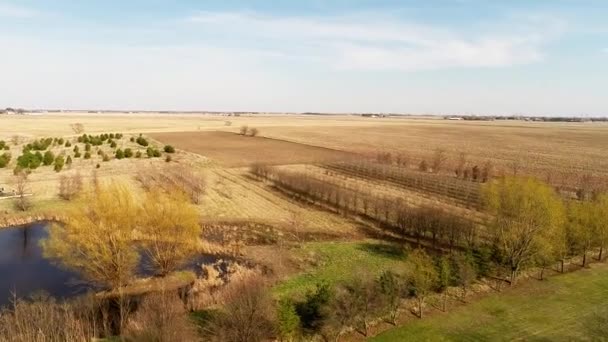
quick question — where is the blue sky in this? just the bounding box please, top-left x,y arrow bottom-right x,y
1,0 -> 607,115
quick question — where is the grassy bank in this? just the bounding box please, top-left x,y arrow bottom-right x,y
273,240 -> 408,298
371,263 -> 608,341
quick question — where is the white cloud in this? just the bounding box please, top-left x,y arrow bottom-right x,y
185,11 -> 552,71
0,3 -> 40,18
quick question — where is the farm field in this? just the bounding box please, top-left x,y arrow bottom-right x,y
2,113 -> 608,341
371,263 -> 608,342
150,131 -> 354,167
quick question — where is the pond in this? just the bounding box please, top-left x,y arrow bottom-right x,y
0,222 -> 215,308
0,222 -> 90,308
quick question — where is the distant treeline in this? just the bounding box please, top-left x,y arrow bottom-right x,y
444,115 -> 608,122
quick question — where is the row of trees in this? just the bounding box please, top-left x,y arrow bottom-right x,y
254,164 -> 608,285
251,165 -> 478,251
372,150 -> 494,182
325,160 -> 482,208
239,125 -> 260,137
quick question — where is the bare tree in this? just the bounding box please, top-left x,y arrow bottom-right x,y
10,135 -> 22,146
249,127 -> 259,137
239,125 -> 249,135
431,148 -> 447,173
70,123 -> 85,134
14,170 -> 31,211
58,173 -> 83,200
209,276 -> 275,342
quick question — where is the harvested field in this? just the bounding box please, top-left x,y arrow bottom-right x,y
259,121 -> 608,187
150,131 -> 354,167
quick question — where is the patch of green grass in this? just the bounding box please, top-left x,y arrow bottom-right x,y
273,240 -> 408,299
372,264 -> 608,342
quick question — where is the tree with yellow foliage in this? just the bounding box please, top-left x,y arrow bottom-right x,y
43,183 -> 141,289
567,200 -> 596,267
139,190 -> 202,276
484,177 -> 565,285
594,194 -> 608,261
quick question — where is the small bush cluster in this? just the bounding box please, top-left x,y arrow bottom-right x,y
136,135 -> 149,147
0,152 -> 11,168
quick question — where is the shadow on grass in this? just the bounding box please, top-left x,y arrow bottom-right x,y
356,242 -> 406,260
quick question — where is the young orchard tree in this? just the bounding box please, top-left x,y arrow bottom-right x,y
377,270 -> 407,325
594,194 -> 608,261
567,200 -> 596,267
437,256 -> 452,311
454,254 -> 477,301
407,249 -> 439,318
431,148 -> 447,173
139,190 -> 202,276
42,183 -> 141,289
484,177 -> 565,285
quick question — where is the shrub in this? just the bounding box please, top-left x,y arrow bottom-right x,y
239,125 -> 249,135
43,151 -> 55,166
136,136 -> 149,147
58,173 -> 83,200
130,137 -> 135,142
102,154 -> 110,162
277,299 -> 301,341
65,141 -> 72,147
135,151 -> 142,158
85,143 -> 91,152
74,151 -> 82,158
115,149 -> 124,159
84,152 -> 91,159
249,128 -> 259,137
110,140 -> 117,148
0,153 -> 11,168
124,292 -> 199,342
57,138 -> 65,145
165,155 -> 172,162
164,145 -> 175,153
66,155 -> 73,165
54,156 -> 65,172
96,163 -> 100,168
73,145 -> 79,153
124,148 -> 133,158
17,151 -> 43,169
295,283 -> 332,334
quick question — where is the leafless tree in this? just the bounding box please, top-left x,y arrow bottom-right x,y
431,148 -> 447,173
58,173 -> 83,200
209,276 -> 275,342
14,170 -> 31,211
70,123 -> 85,134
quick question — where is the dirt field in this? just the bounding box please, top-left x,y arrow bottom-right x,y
150,131 -> 354,167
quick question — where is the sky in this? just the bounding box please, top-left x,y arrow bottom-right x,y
0,0 -> 607,116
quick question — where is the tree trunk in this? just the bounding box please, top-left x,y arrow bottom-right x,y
539,267 -> 545,281
582,251 -> 587,267
510,269 -> 517,286
418,298 -> 423,319
560,259 -> 564,273
599,246 -> 604,261
443,292 -> 447,312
